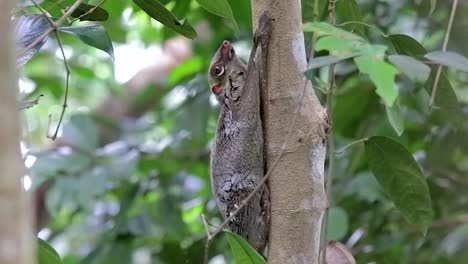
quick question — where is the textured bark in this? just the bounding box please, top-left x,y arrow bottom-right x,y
251,0 -> 328,263
0,1 -> 35,263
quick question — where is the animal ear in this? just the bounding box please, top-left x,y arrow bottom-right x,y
211,83 -> 223,94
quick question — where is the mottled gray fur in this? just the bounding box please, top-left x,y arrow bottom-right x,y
208,14 -> 272,253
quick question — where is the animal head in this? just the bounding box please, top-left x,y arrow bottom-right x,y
208,40 -> 246,103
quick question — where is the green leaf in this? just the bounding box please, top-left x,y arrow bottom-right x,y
429,0 -> 437,16
388,34 -> 461,113
364,136 -> 433,234
62,114 -> 98,152
327,207 -> 349,241
425,51 -> 468,72
336,0 -> 363,32
385,101 -> 404,136
427,71 -> 460,112
388,55 -> 431,83
354,55 -> 398,106
195,0 -> 238,30
316,35 -> 365,56
38,238 -> 62,264
59,25 -> 114,61
70,3 -> 110,21
168,57 -> 204,86
31,152 -> 92,190
14,14 -> 52,68
225,231 -> 266,264
303,22 -> 363,40
346,172 -> 384,202
304,54 -> 357,76
388,34 -> 426,57
133,0 -> 197,39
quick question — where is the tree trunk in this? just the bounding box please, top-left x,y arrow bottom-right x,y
251,1 -> 328,263
0,1 -> 35,263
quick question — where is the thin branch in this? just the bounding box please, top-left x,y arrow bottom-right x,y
29,0 -> 78,140
429,0 -> 459,108
335,138 -> 369,154
18,94 -> 44,110
70,0 -> 106,24
201,214 -> 212,264
430,214 -> 468,229
47,30 -> 70,140
336,21 -> 389,37
29,0 -> 55,24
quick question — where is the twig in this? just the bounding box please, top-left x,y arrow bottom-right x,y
19,0 -> 84,56
29,0 -> 79,140
429,0 -> 458,108
321,1 -> 336,263
18,94 -> 44,110
47,30 -> 70,140
70,0 -> 106,24
201,214 -> 212,264
335,138 -> 369,154
430,214 -> 468,229
336,21 -> 389,37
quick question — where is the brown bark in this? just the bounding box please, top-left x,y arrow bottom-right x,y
0,0 -> 35,263
251,0 -> 328,263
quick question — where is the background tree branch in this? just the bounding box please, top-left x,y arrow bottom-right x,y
0,0 -> 35,263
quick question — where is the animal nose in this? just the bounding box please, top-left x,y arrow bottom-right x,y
223,40 -> 230,46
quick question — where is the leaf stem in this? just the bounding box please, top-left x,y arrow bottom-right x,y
70,0 -> 106,24
429,0 -> 458,108
335,138 -> 369,154
336,21 -> 389,38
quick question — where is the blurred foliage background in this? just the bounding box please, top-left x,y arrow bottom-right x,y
15,0 -> 468,263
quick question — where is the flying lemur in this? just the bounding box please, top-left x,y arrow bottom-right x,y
208,13 -> 272,254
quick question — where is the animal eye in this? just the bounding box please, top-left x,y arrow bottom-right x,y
213,65 -> 224,76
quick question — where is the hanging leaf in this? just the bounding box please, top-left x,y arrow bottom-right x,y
336,0 -> 363,32
59,25 -> 114,61
70,3 -> 110,21
38,238 -> 62,264
425,51 -> 468,72
388,34 -> 460,112
364,136 -> 433,234
133,0 -> 197,39
388,55 -> 431,83
354,55 -> 398,107
195,0 -> 238,31
224,231 -> 266,264
388,34 -> 426,57
385,101 -> 404,136
14,14 -> 52,68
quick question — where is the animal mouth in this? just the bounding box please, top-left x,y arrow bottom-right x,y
221,40 -> 235,61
